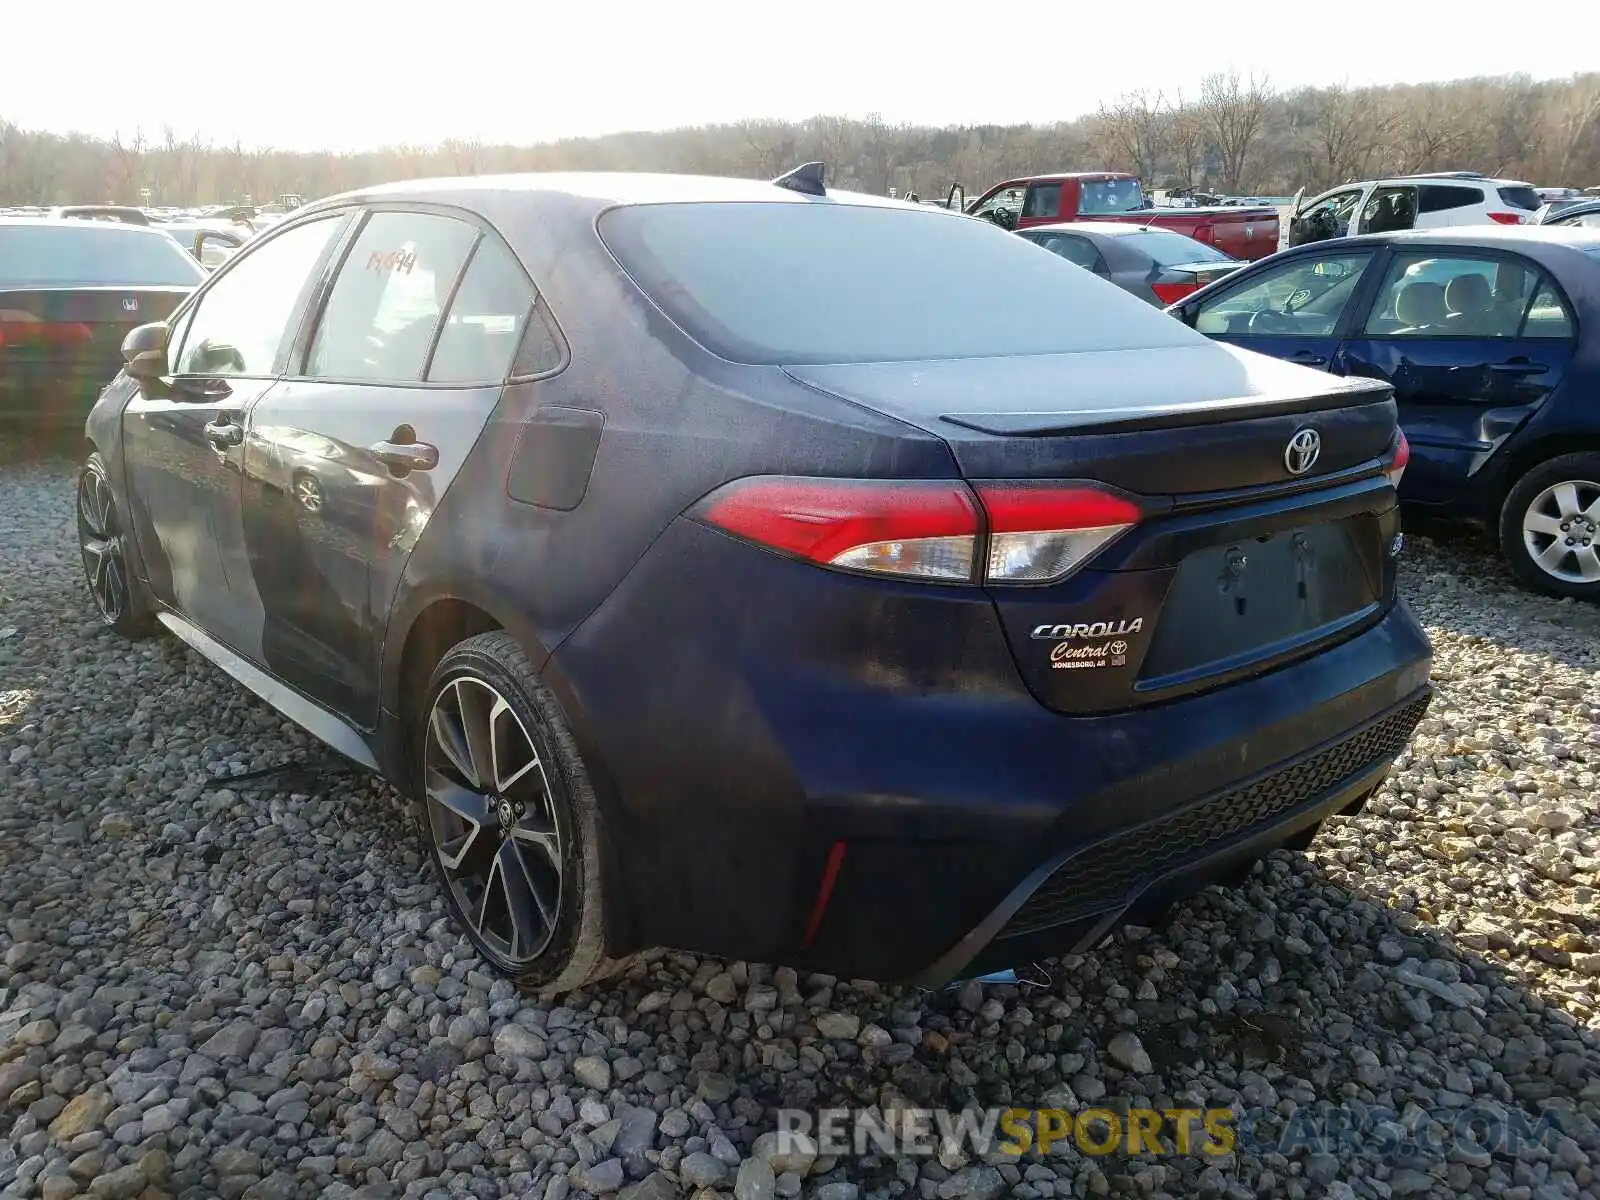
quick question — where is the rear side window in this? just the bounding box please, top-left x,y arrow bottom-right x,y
1022,184 -> 1061,220
1028,233 -> 1102,270
1362,253 -> 1574,339
1498,186 -> 1543,212
1418,185 -> 1484,214
427,236 -> 537,384
599,202 -> 1201,365
0,225 -> 205,287
1079,179 -> 1145,214
1117,230 -> 1235,266
307,211 -> 478,382
1560,211 -> 1600,229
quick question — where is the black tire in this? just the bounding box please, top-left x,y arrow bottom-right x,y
76,451 -> 157,638
1498,452 -> 1600,602
413,631 -> 628,995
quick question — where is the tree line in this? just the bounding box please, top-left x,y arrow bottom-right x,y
2,71 -> 1597,209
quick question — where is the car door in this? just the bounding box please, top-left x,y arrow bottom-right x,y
241,206 -> 559,727
122,212 -> 350,655
1187,247 -> 1380,371
1286,187 -> 1365,246
1335,248 -> 1577,509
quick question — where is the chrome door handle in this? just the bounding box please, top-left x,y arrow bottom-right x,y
369,439 -> 439,472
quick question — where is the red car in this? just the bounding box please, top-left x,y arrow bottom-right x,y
966,173 -> 1280,261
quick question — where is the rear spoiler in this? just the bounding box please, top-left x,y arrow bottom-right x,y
939,378 -> 1393,437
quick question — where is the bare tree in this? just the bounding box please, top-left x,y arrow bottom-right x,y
1198,71 -> 1272,191
1297,84 -> 1390,189
443,137 -> 487,176
1094,89 -> 1171,182
1549,75 -> 1600,182
106,128 -> 146,203
1167,93 -> 1208,187
4,73 -> 1600,209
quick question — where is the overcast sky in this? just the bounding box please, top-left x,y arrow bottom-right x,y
5,1 -> 1591,152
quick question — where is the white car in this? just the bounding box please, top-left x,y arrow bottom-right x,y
1280,173 -> 1543,250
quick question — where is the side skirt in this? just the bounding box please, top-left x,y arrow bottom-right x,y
156,612 -> 380,772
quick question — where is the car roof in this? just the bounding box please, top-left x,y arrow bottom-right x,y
305,172 -> 929,216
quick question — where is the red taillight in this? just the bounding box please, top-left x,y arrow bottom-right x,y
1387,429 -> 1410,489
973,483 -> 1142,583
1487,212 -> 1525,225
0,310 -> 94,349
696,476 -> 981,581
1151,281 -> 1201,306
695,476 -> 1141,585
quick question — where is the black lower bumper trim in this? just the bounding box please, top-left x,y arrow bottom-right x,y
915,686 -> 1430,985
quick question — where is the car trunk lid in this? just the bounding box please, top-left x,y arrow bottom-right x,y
783,344 -> 1402,715
0,286 -> 190,401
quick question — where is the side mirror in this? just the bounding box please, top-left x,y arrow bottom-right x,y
1174,304 -> 1198,326
121,322 -> 170,381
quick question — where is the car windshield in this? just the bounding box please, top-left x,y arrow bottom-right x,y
1117,229 -> 1235,266
599,201 -> 1200,365
1079,179 -> 1146,214
0,224 -> 205,287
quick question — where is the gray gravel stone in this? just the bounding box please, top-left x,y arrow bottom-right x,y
4,458 -> 1600,1200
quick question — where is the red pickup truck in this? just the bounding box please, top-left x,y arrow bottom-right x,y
963,173 -> 1280,261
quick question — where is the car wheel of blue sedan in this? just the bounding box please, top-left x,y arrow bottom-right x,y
76,452 -> 156,639
415,631 -> 627,995
1500,452 -> 1600,601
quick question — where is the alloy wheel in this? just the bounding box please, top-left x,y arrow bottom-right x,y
294,474 -> 324,514
1521,479 -> 1600,585
423,676 -> 565,967
78,467 -> 128,626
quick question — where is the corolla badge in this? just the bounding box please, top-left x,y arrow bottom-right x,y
1283,427 -> 1321,476
121,297 -> 139,313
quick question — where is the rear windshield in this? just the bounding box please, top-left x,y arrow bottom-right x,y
598,201 -> 1200,365
1079,179 -> 1146,214
1116,229 -> 1235,266
1498,186 -> 1543,212
0,224 -> 206,287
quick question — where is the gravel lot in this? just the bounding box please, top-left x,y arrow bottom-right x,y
1,449 -> 1598,1200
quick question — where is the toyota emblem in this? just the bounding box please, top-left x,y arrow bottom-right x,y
1284,427 -> 1321,476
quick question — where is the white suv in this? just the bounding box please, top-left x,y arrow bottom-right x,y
1280,173 -> 1543,250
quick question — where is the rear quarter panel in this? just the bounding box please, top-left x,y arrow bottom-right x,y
381,192 -> 960,712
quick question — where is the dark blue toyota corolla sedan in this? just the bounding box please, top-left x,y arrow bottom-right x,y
1167,226 -> 1600,601
78,168 -> 1432,992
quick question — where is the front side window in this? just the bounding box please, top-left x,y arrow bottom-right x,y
306,211 -> 479,382
1362,253 -> 1573,339
1555,210 -> 1600,229
1194,252 -> 1373,337
173,215 -> 344,378
969,186 -> 1027,220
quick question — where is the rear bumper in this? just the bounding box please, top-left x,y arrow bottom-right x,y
552,519 -> 1433,982
0,369 -> 113,424
918,689 -> 1426,983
